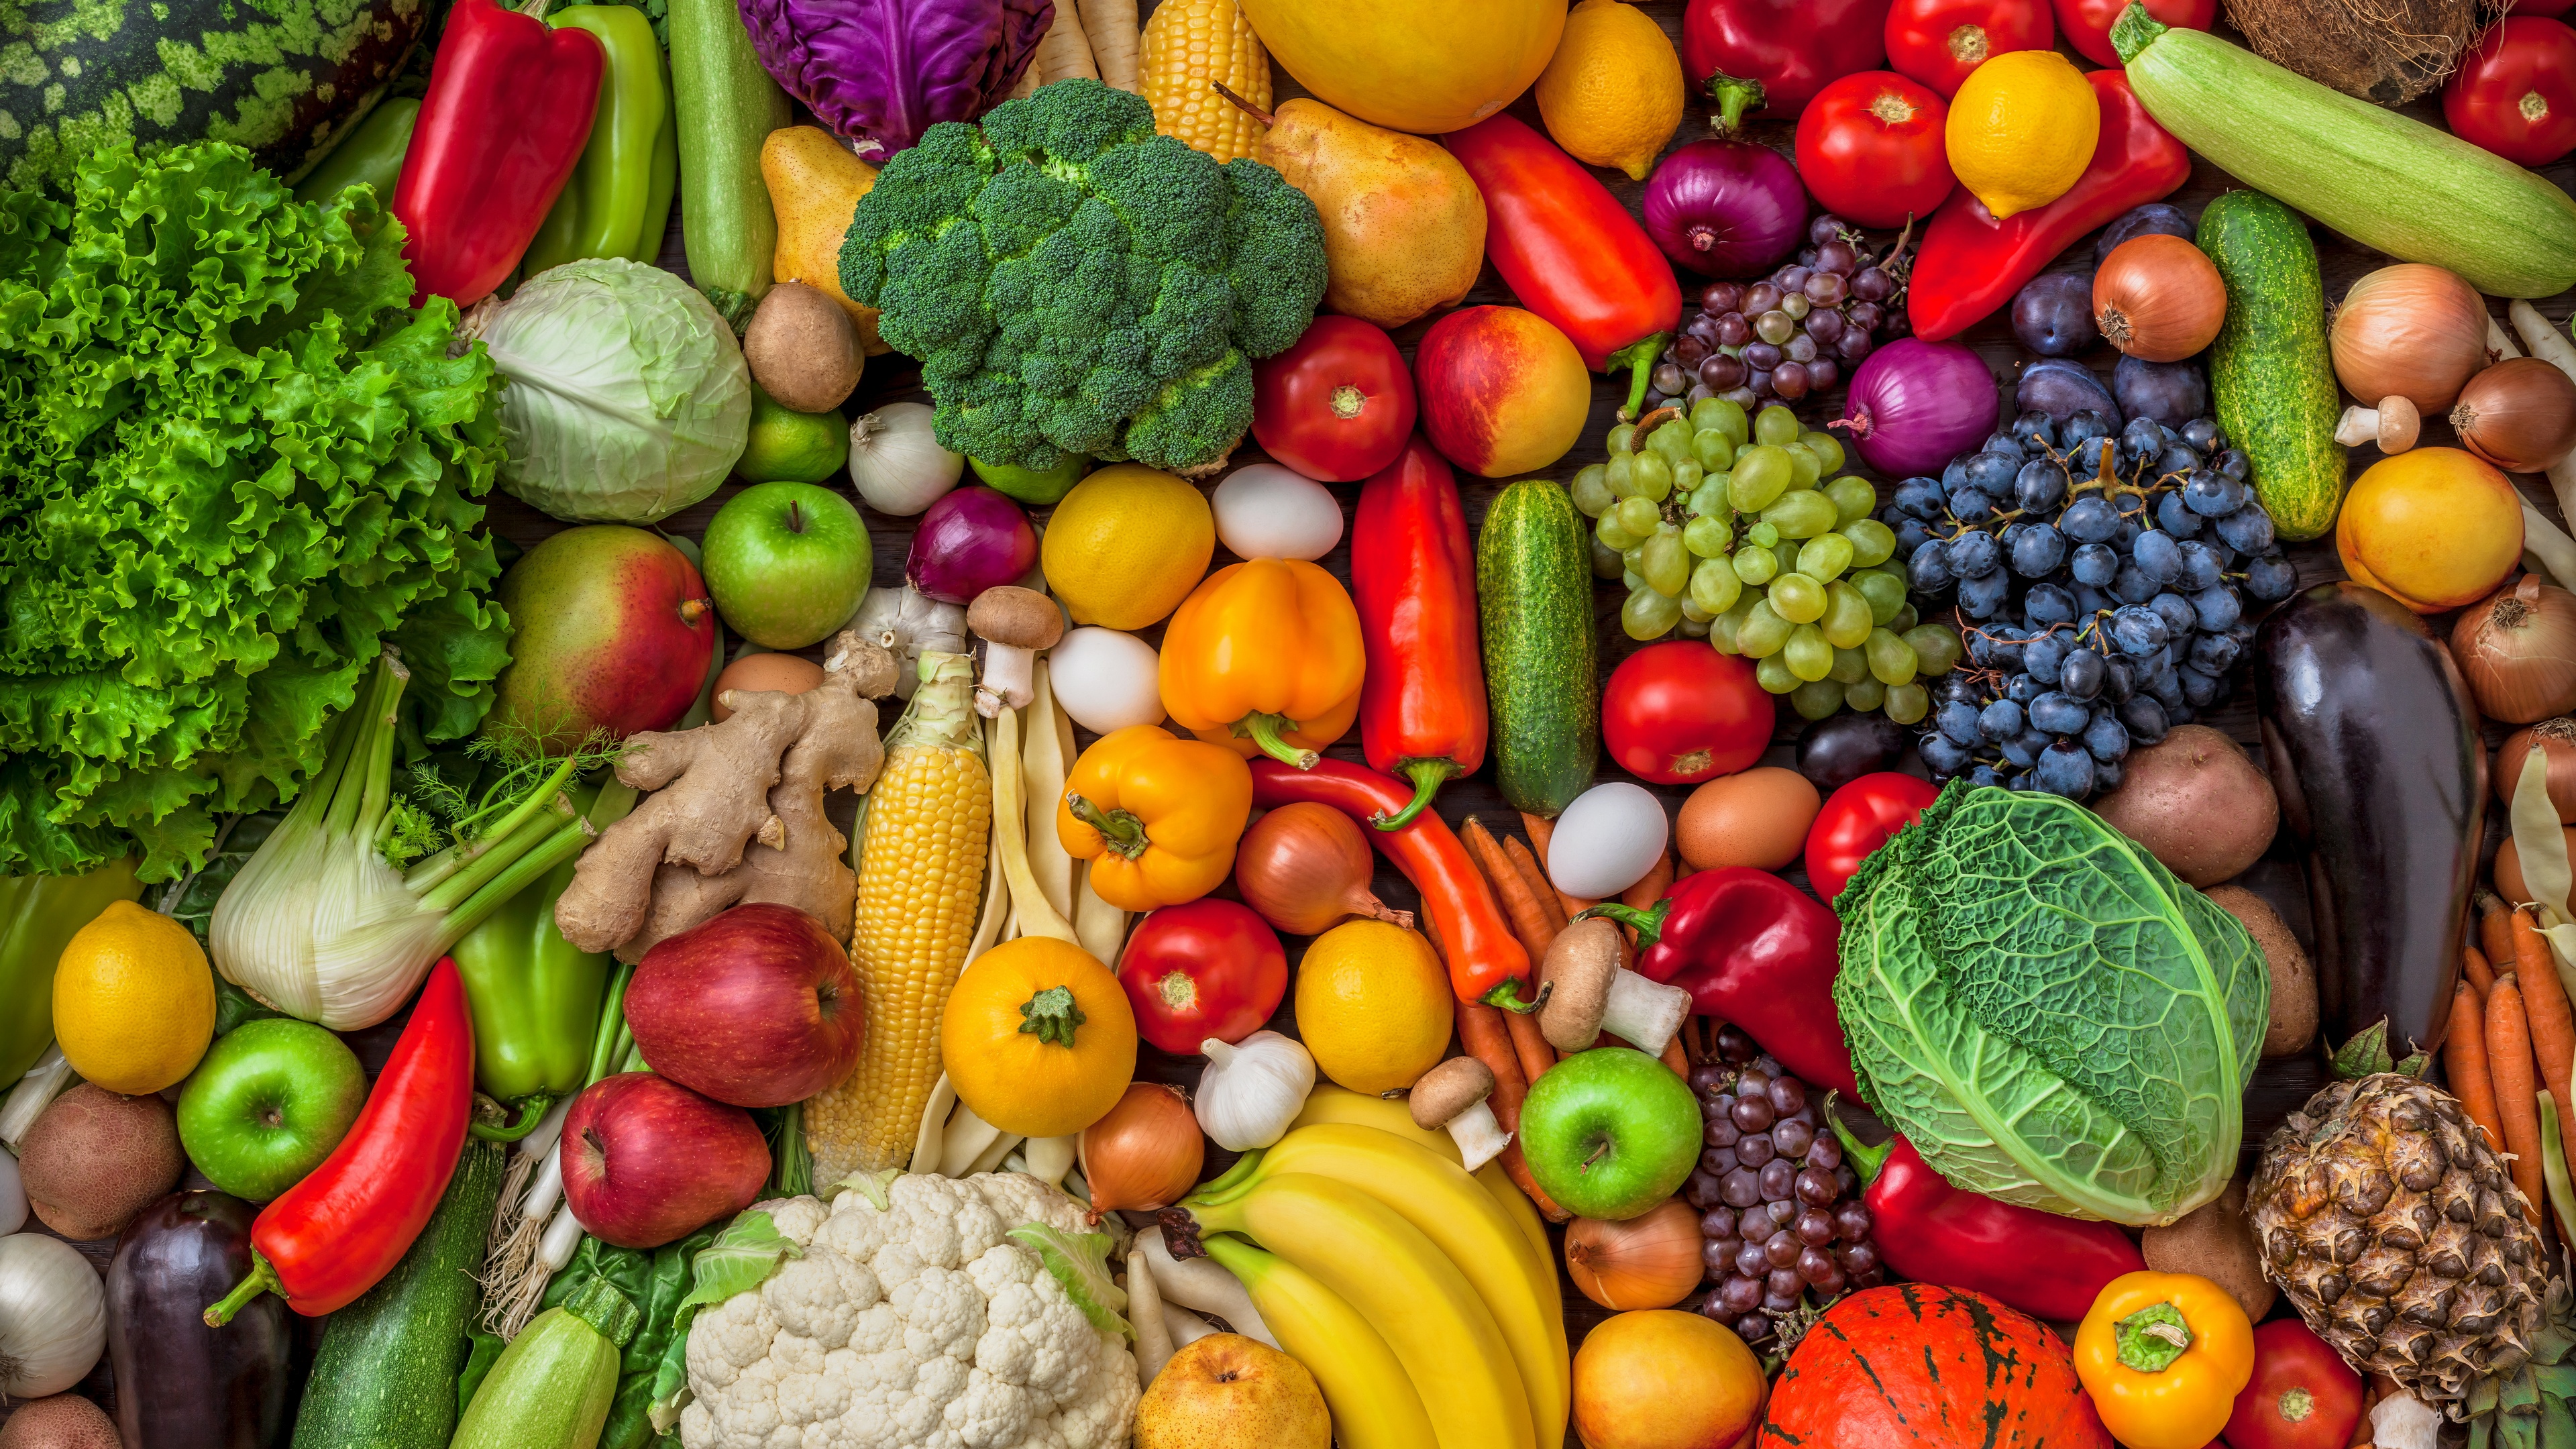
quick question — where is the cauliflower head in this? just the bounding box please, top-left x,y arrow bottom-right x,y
838,77 -> 1327,476
680,1173 -> 1138,1449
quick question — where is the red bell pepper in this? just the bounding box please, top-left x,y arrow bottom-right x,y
1805,771 -> 1940,904
2443,17 -> 2576,169
2055,0 -> 2214,66
1250,758 -> 1535,1010
1115,900 -> 1287,1056
205,959 -> 475,1324
395,0 -> 604,307
1831,1123 -> 2147,1323
1353,437 -> 1487,831
1442,114 -> 1681,411
1589,867 -> 1856,1095
1251,317 -> 1417,483
1884,0 -> 2054,98
1908,69 -> 2190,341
1683,0 -> 1894,129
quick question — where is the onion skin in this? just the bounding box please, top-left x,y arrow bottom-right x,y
1640,140 -> 1809,279
1080,1083 -> 1202,1220
2328,264 -> 2491,413
2451,358 -> 2576,474
905,486 -> 1038,604
1232,802 -> 1413,936
1564,1199 -> 1703,1311
2454,574 -> 2576,724
2495,718 -> 2576,824
1833,337 -> 2001,479
2092,234 -> 2225,363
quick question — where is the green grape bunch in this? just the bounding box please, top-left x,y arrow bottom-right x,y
1570,400 -> 1964,726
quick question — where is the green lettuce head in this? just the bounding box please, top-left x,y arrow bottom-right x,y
1833,782 -> 2267,1226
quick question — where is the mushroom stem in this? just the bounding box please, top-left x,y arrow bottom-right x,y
2333,396 -> 2420,453
1444,1099 -> 1511,1173
1601,970 -> 1695,1059
976,643 -> 1036,718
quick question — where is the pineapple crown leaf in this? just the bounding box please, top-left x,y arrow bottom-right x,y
2329,1020 -> 2432,1080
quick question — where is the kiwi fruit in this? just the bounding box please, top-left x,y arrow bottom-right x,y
19,1083 -> 184,1240
2142,1177 -> 2275,1322
0,1394 -> 121,1449
743,281 -> 863,413
2206,884 -> 2318,1058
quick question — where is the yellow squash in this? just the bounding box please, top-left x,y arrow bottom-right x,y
1238,0 -> 1565,136
941,936 -> 1137,1138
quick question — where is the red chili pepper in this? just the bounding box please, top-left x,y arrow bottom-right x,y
1884,0 -> 2054,98
394,0 -> 604,307
1116,900 -> 1288,1057
1352,437 -> 1487,832
1907,70 -> 2190,341
2443,17 -> 2576,169
1590,867 -> 1856,1095
1683,0 -> 1893,129
1250,758 -> 1534,1010
1442,114 -> 1681,411
1250,317 -> 1417,483
1832,1126 -> 2147,1322
1805,772 -> 1941,904
203,959 -> 475,1324
2053,0 -> 2213,66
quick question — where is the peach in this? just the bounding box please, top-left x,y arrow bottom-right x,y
2335,447 -> 2523,614
1413,305 -> 1590,477
1572,1309 -> 1768,1449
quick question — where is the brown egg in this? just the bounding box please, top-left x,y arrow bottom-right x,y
709,652 -> 827,722
1676,767 -> 1821,872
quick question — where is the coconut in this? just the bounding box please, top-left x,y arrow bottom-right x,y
2220,0 -> 2505,104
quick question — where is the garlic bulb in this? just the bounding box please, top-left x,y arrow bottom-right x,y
0,1232 -> 107,1397
1195,1031 -> 1315,1152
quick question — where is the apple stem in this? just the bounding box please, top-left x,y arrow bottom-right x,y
203,1250 -> 282,1327
1581,1139 -> 1614,1173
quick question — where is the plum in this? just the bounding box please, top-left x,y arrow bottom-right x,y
2017,358 -> 2121,423
2097,203 -> 2196,264
2114,355 -> 2208,427
2011,274 -> 2098,357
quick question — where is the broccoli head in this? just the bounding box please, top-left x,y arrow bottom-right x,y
840,78 -> 1327,474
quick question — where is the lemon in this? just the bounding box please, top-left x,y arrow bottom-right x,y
739,388 -> 851,484
1042,464 -> 1217,629
1945,50 -> 2100,220
53,900 -> 216,1095
1295,920 -> 1454,1095
1535,0 -> 1685,182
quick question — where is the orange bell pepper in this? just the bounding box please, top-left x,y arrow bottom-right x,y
2072,1270 -> 2255,1449
1058,725 -> 1254,912
1159,559 -> 1366,768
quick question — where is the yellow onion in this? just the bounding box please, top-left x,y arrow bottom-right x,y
1079,1082 -> 1203,1221
2497,718 -> 2576,824
2453,358 -> 2576,475
2455,575 -> 2576,724
1564,1199 -> 1705,1311
2330,264 -> 2492,413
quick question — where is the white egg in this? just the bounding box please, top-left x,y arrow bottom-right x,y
1212,465 -> 1344,561
1549,782 -> 1673,899
1049,628 -> 1167,734
0,1149 -> 22,1236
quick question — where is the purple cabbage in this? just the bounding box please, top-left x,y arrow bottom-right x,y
737,0 -> 1053,158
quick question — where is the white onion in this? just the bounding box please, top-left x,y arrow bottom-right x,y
0,1232 -> 106,1398
1212,465 -> 1342,561
0,1151 -> 21,1236
1548,783 -> 1672,898
849,402 -> 962,516
1049,629 -> 1165,733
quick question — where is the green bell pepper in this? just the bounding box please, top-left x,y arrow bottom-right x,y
453,854 -> 607,1132
525,6 -> 674,272
294,97 -> 421,208
0,859 -> 144,1083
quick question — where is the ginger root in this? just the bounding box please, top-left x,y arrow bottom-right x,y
557,630 -> 901,961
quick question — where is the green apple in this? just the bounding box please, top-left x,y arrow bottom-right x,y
1518,1047 -> 1701,1220
178,1019 -> 366,1201
971,451 -> 1088,506
701,481 -> 873,649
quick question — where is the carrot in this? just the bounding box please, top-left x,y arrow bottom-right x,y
1457,988 -> 1568,1220
1503,1003 -> 1560,1085
2465,943 -> 2498,999
1618,843 -> 1676,949
1521,810 -> 1595,920
1660,1034 -> 1690,1079
1501,835 -> 1570,936
2484,890 -> 2518,967
1075,0 -> 1140,93
1029,0 -> 1097,83
2487,972 -> 2548,1228
2514,906 -> 2576,1102
2447,980 -> 2509,1153
1462,816 -> 1557,965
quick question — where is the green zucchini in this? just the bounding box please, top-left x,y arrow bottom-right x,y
668,0 -> 792,328
449,1279 -> 638,1449
289,1143 -> 505,1449
1477,480 -> 1599,817
2114,3 -> 2576,297
2198,191 -> 2345,543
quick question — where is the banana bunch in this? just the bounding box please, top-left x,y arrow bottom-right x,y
1168,1085 -> 1570,1449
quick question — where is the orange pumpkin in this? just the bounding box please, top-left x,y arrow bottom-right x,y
1760,1285 -> 2112,1448
941,938 -> 1138,1138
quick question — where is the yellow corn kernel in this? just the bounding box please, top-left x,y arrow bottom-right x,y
1140,0 -> 1270,164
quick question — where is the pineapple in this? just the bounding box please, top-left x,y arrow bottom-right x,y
2248,1073 -> 2546,1411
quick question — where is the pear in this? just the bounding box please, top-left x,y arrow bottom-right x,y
1254,99 -> 1487,331
760,126 -> 889,355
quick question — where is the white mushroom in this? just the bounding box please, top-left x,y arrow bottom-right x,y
847,585 -> 965,698
1409,1057 -> 1509,1173
2333,396 -> 2421,453
1540,918 -> 1693,1059
967,586 -> 1065,718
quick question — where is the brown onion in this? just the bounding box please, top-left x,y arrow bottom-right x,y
1564,1200 -> 1705,1311
2452,358 -> 2576,474
2330,264 -> 2491,412
2496,718 -> 2576,823
2454,574 -> 2576,723
1079,1083 -> 1202,1222
2092,235 -> 2226,363
1232,802 -> 1415,936
2496,830 -> 2576,906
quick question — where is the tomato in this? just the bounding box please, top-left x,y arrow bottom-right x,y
1804,772 -> 1939,902
2221,1320 -> 2364,1449
1114,899 -> 1287,1056
2443,17 -> 2576,168
1250,316 -> 1417,482
1884,0 -> 2053,97
2515,0 -> 2575,19
2052,0 -> 2212,66
1603,643 -> 1775,786
1793,72 -> 1955,229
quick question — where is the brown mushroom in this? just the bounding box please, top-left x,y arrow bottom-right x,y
1538,918 -> 1693,1057
1408,1057 -> 1509,1171
967,586 -> 1067,718
2334,395 -> 2421,453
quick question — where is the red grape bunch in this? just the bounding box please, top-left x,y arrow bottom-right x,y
1646,215 -> 1913,415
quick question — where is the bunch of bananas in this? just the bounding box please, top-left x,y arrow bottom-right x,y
1163,1085 -> 1570,1449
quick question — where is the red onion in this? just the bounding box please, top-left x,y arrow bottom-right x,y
1832,338 -> 2001,479
1641,140 -> 1808,279
906,486 -> 1037,603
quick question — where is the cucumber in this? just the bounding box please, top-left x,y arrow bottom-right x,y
289,1143 -> 504,1449
2115,4 -> 2576,297
668,0 -> 792,328
2198,191 -> 2345,543
1477,480 -> 1598,817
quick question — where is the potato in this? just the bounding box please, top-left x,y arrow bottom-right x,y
2206,884 -> 2317,1057
2093,724 -> 2279,886
2142,1177 -> 2275,1322
0,1395 -> 120,1449
743,281 -> 863,414
19,1083 -> 183,1240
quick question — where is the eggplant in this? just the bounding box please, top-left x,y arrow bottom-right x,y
108,1191 -> 297,1449
2256,581 -> 2485,1061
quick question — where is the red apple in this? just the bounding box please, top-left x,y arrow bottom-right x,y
1413,306 -> 1591,478
560,1073 -> 769,1249
626,904 -> 864,1107
487,524 -> 716,749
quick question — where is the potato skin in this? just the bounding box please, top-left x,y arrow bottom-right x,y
2206,883 -> 2317,1057
2142,1177 -> 2275,1321
2094,724 -> 2279,886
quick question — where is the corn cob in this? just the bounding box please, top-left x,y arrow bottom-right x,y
1140,0 -> 1269,163
806,651 -> 991,1184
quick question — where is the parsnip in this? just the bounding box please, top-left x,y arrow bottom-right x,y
1032,0 -> 1098,83
1079,0 -> 1141,93
1024,661 -> 1078,922
2508,300 -> 2576,525
989,706 -> 1080,943
1128,1246 -> 1176,1385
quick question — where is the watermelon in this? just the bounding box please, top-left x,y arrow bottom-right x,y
0,0 -> 427,189
1762,1284 -> 2113,1448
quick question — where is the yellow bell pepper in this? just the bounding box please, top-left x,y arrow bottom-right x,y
2072,1271 -> 2255,1449
1057,725 -> 1254,912
1159,558 -> 1366,768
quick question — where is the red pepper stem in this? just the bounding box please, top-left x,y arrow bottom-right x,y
1579,900 -> 1673,951
2108,1 -> 2165,63
1826,1110 -> 1892,1184
1481,977 -> 1544,1014
470,1091 -> 555,1142
1704,72 -> 1766,134
1234,712 -> 1319,770
203,1250 -> 282,1327
1610,333 -> 1670,421
1371,759 -> 1462,831
1067,794 -> 1151,859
